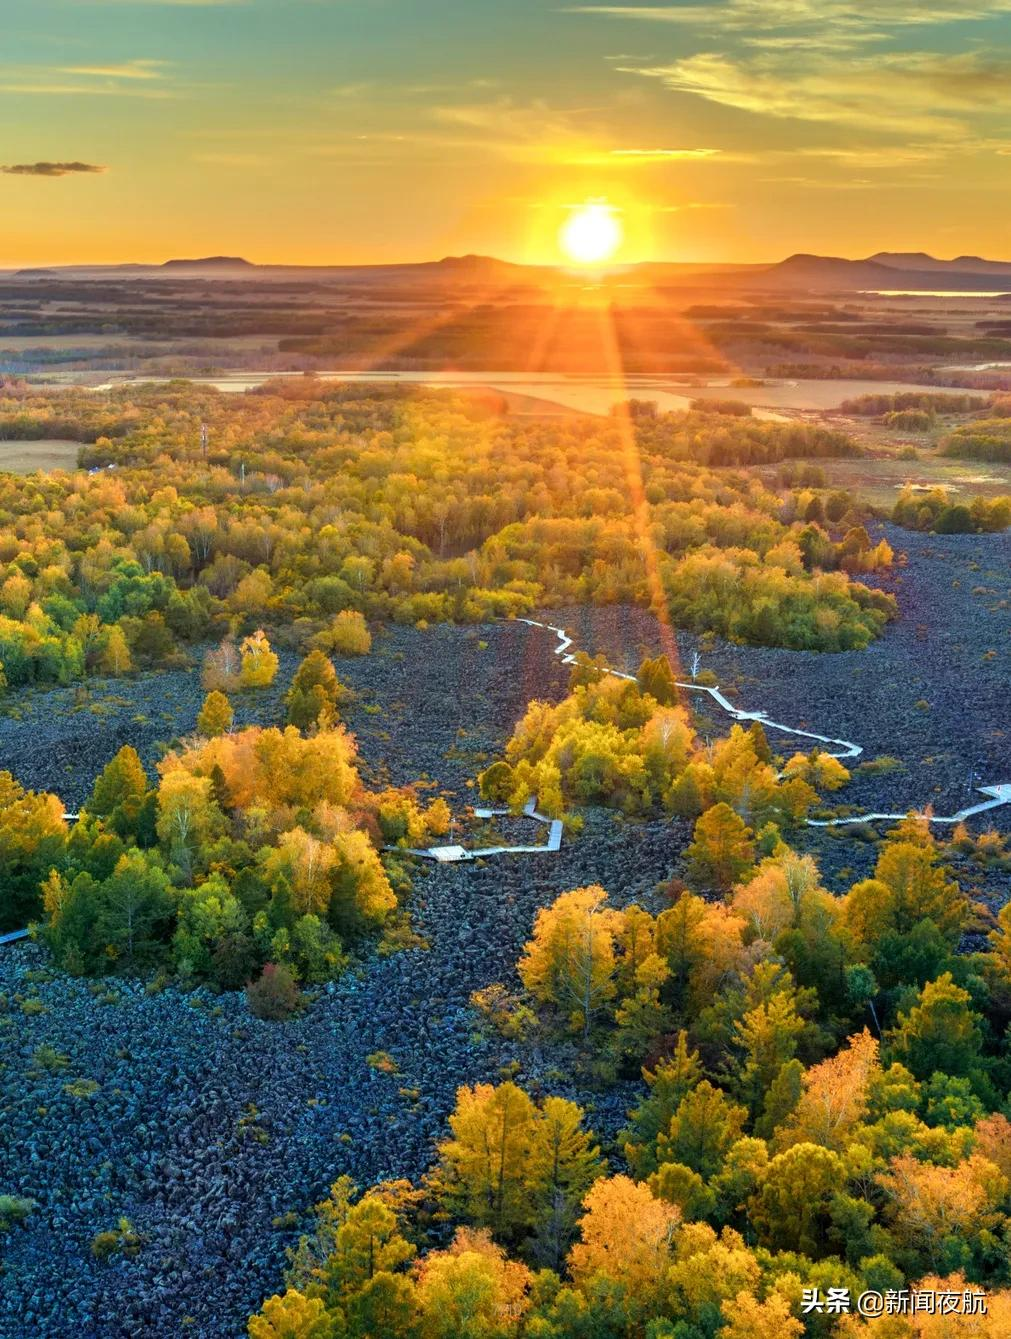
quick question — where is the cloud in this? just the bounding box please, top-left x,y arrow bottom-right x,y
2,161 -> 106,176
428,97 -> 723,167
616,49 -> 1011,136
59,60 -> 169,81
566,145 -> 721,165
0,58 -> 176,99
567,1 -> 1011,32
430,98 -> 597,160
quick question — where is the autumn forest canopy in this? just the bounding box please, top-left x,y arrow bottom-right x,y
1,376 -> 1009,1339
0,378 -> 896,687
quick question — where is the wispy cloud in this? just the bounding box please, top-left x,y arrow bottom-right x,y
2,161 -> 106,176
615,49 -> 1011,136
566,145 -> 721,165
59,60 -> 168,81
0,57 -> 176,98
567,1 -> 1011,32
428,96 -> 722,167
431,97 -> 598,160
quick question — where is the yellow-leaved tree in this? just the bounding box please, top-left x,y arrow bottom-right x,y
413,1227 -> 531,1339
567,1175 -> 679,1318
720,1290 -> 803,1339
434,1082 -> 602,1250
776,1029 -> 880,1152
239,629 -> 279,689
518,885 -> 622,1038
197,689 -> 233,738
247,1289 -> 338,1339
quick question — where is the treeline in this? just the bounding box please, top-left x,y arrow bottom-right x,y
0,383 -> 894,684
838,391 -> 983,418
834,389 -> 1011,466
892,487 -> 1011,534
0,381 -> 135,442
282,304 -> 731,374
250,820 -> 1011,1337
629,403 -> 859,466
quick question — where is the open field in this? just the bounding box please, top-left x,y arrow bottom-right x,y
770,452 -> 1011,507
0,438 -> 81,473
6,266 -> 1011,389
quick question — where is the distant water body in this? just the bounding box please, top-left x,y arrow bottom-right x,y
861,289 -> 1011,298
89,370 -> 987,417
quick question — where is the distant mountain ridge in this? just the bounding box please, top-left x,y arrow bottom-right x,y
749,251 -> 1011,290
8,250 -> 1011,291
868,251 -> 1011,276
161,256 -> 254,270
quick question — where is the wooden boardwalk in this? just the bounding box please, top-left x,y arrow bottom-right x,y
4,617 -> 1008,941
394,798 -> 563,864
517,618 -> 1011,831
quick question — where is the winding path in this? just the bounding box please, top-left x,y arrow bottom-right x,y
12,615 -> 1011,903
396,797 -> 562,862
516,617 -> 1011,831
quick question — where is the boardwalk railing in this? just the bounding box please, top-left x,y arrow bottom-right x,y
391,798 -> 562,864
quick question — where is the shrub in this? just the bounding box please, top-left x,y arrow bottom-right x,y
30,1044 -> 69,1074
0,1195 -> 35,1233
882,409 -> 934,431
63,1078 -> 100,1099
856,755 -> 904,776
365,1049 -> 400,1073
470,983 -> 537,1040
478,760 -> 514,804
90,1218 -> 142,1260
246,963 -> 302,1020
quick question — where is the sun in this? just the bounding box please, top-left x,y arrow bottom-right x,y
559,201 -> 623,266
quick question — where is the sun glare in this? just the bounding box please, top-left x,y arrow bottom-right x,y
559,201 -> 622,266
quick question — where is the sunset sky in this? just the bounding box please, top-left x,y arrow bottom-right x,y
4,0 -> 1011,266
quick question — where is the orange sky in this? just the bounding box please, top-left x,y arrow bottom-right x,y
4,0 -> 1011,266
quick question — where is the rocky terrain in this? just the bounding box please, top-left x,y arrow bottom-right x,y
1,523 -> 1008,1336
550,524 -> 1010,885
0,617 -> 676,1338
0,811 -> 678,1337
2,524 -> 1007,832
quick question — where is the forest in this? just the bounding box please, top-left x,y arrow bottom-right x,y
0,379 -> 897,703
1,378 -> 1007,1339
248,814 -> 1011,1339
